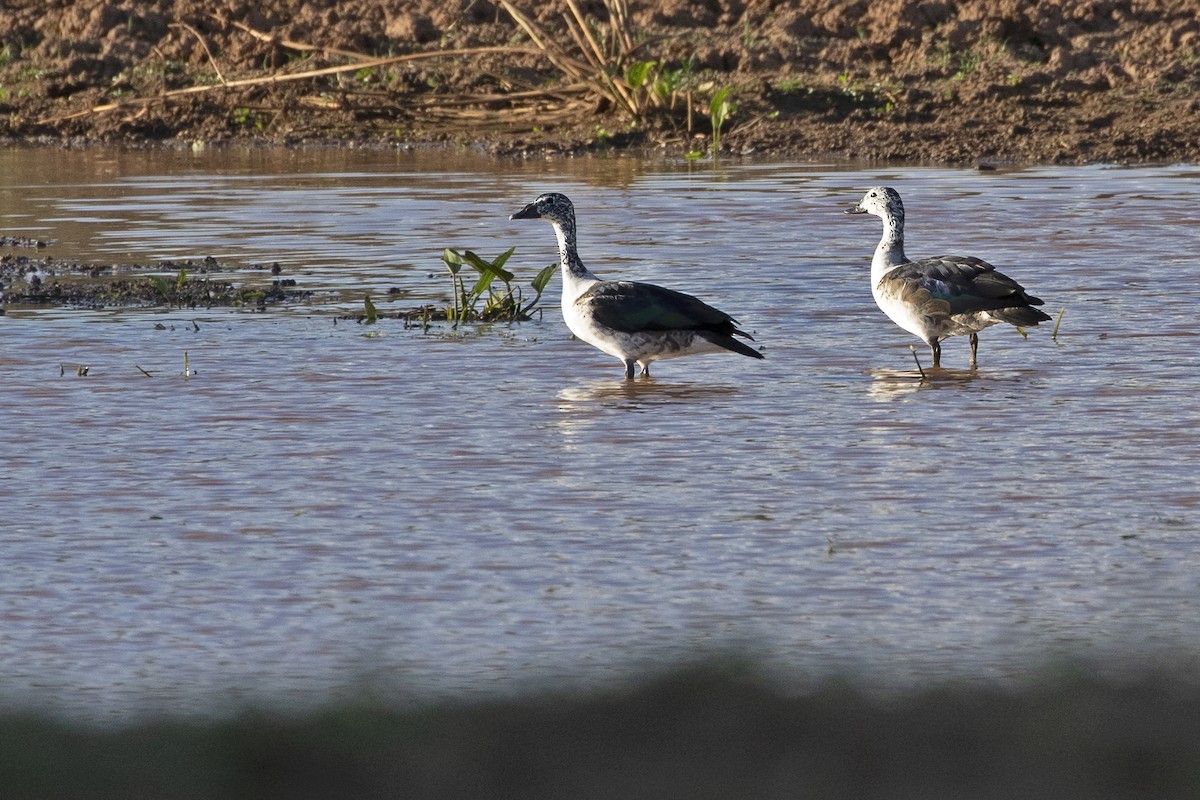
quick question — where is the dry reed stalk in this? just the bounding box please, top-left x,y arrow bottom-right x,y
421,104 -> 588,120
559,6 -> 638,115
37,45 -> 543,124
564,0 -> 607,69
562,17 -> 602,73
607,0 -> 635,60
727,112 -> 770,139
499,0 -> 640,117
210,13 -> 377,61
497,1 -> 580,77
169,22 -> 227,84
410,84 -> 591,106
292,86 -> 593,126
567,0 -> 639,115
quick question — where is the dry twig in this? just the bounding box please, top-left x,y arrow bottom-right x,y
210,14 -> 378,62
498,0 -> 650,119
37,46 -> 543,124
170,22 -> 227,84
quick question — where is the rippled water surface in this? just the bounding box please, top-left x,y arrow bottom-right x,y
2,147 -> 1198,721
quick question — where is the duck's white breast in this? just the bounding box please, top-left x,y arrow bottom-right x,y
872,280 -> 936,342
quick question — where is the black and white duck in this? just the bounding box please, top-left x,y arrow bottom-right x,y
511,192 -> 764,379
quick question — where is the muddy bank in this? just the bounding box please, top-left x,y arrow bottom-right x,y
1,1 -> 1198,163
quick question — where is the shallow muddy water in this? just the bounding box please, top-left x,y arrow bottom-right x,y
2,147 -> 1199,721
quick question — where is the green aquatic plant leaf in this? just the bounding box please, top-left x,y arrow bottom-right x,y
520,262 -> 558,316
531,263 -> 556,295
491,246 -> 516,272
461,249 -> 515,284
442,248 -> 463,275
363,294 -> 378,324
471,270 -> 498,297
423,246 -> 552,326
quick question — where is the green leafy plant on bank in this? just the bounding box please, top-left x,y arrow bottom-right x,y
230,106 -> 265,130
624,57 -> 696,114
709,85 -> 736,153
679,83 -> 736,159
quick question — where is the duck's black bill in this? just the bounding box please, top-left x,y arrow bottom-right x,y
844,205 -> 867,215
510,204 -> 540,220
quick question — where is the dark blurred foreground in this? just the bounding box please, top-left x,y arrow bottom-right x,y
4,664 -> 1199,800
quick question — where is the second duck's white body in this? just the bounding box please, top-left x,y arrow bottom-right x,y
848,186 -> 1051,367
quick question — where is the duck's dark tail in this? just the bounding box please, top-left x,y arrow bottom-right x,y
703,329 -> 765,360
992,303 -> 1053,327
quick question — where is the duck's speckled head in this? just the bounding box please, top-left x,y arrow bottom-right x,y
510,192 -> 576,226
846,186 -> 904,223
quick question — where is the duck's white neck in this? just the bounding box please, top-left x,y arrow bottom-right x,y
871,211 -> 908,282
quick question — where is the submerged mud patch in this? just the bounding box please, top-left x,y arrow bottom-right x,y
0,254 -> 312,310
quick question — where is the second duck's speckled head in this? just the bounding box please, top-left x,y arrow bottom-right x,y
510,192 -> 576,226
846,186 -> 904,222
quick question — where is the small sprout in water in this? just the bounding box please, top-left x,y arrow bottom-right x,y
1052,307 -> 1065,341
183,351 -> 193,378
363,294 -> 378,325
709,86 -> 736,154
136,365 -> 154,378
76,365 -> 89,377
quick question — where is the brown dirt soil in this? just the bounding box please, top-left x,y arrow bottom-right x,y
1,0 -> 1199,163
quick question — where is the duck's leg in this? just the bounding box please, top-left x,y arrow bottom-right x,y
969,333 -> 979,368
930,339 -> 942,367
639,361 -> 651,377
623,359 -> 636,380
